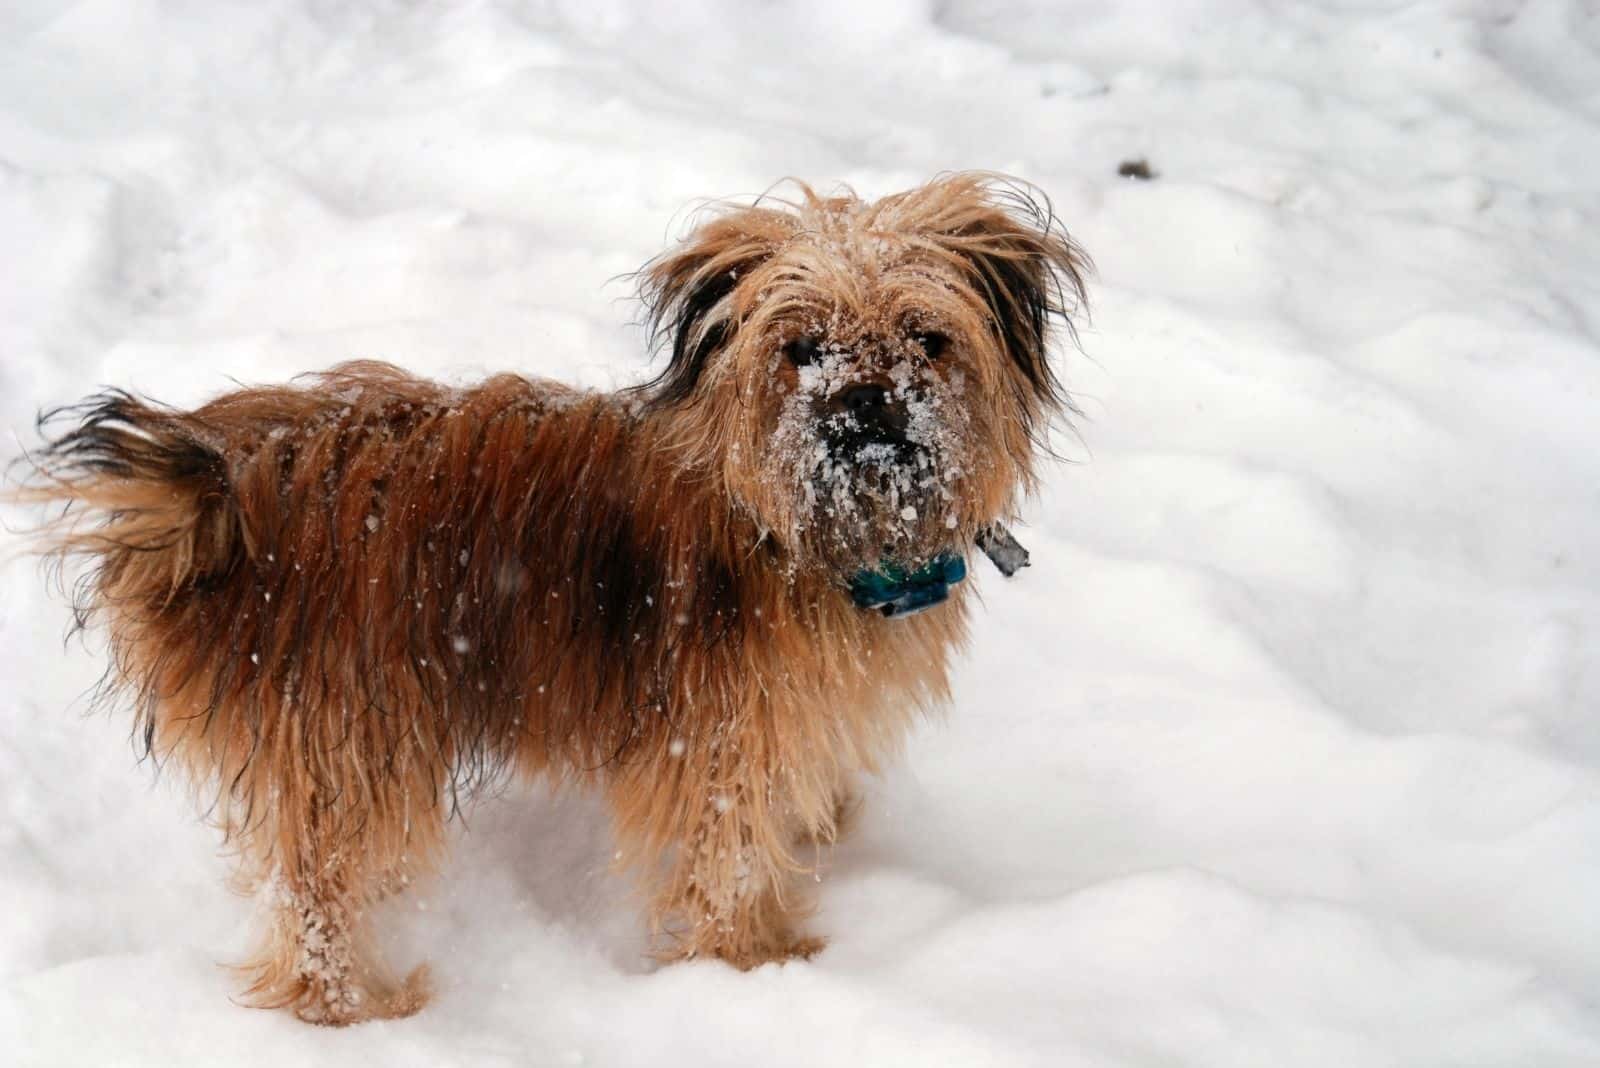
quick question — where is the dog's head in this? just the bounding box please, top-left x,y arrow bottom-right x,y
637,173 -> 1089,577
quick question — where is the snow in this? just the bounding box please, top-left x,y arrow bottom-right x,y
3,1 -> 1600,1064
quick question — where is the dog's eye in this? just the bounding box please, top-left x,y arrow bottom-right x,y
912,332 -> 948,360
784,336 -> 822,367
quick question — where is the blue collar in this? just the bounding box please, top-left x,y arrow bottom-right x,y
847,526 -> 1031,617
849,553 -> 967,618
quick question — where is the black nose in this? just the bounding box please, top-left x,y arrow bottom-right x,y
827,384 -> 908,449
839,384 -> 889,418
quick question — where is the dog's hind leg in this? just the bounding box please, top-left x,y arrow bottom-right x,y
226,718 -> 442,1026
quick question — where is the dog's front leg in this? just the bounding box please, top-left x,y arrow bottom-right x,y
673,779 -> 826,969
610,729 -> 826,969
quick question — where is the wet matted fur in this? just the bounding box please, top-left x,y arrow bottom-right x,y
9,173 -> 1088,1024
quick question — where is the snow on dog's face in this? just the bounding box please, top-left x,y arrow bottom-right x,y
637,173 -> 1089,576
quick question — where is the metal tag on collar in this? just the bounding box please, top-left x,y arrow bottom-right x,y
976,524 -> 1030,577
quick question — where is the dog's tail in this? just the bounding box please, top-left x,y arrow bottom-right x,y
10,391 -> 243,623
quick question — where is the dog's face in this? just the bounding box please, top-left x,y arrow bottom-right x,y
639,174 -> 1088,576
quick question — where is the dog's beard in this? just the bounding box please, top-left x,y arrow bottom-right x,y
766,356 -> 974,574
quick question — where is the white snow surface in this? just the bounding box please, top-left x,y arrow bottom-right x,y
4,1 -> 1600,1065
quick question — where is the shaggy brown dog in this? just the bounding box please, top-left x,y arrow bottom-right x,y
13,173 -> 1087,1024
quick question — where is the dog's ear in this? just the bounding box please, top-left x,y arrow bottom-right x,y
636,209 -> 787,408
945,179 -> 1091,427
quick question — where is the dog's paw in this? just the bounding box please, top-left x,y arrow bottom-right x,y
292,963 -> 431,1026
654,927 -> 827,970
794,786 -> 862,850
244,960 -> 431,1027
775,934 -> 827,963
721,932 -> 829,970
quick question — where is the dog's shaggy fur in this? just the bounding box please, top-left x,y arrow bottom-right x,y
11,173 -> 1087,1024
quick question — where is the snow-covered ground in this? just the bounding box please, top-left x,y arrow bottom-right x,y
4,1 -> 1600,1064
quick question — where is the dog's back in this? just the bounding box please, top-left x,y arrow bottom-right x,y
25,360 -> 658,781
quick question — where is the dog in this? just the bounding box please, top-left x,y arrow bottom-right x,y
12,173 -> 1088,1024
